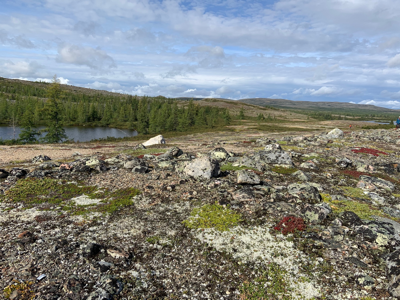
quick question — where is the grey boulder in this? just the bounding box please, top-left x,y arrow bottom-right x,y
237,170 -> 260,185
287,183 -> 322,203
184,156 -> 220,179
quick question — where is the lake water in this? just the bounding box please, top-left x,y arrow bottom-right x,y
0,126 -> 138,142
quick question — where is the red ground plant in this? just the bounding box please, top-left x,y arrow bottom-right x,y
351,148 -> 388,157
274,216 -> 306,235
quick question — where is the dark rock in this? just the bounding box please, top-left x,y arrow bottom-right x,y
336,157 -> 352,169
0,169 -> 9,178
301,203 -> 332,224
287,183 -> 321,203
339,211 -> 363,227
133,165 -> 148,173
359,175 -> 395,191
210,147 -> 230,162
10,168 -> 27,178
355,274 -> 374,288
236,170 -> 260,185
345,257 -> 368,268
87,275 -> 123,300
32,155 -> 51,163
82,243 -> 102,258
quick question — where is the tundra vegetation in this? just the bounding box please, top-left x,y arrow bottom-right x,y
2,78 -> 400,299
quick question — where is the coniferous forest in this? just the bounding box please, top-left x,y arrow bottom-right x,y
0,77 -> 232,143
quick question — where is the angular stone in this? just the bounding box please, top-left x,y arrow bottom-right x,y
300,161 -> 319,170
336,157 -> 352,169
339,211 -> 363,227
0,169 -> 9,178
142,135 -> 165,147
287,183 -> 321,203
386,249 -> 400,297
292,170 -> 309,181
359,175 -> 395,191
237,170 -> 260,185
327,128 -> 344,139
301,203 -> 332,224
184,156 -> 220,179
210,147 -> 230,162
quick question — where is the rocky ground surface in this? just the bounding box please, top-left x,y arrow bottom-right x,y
3,128 -> 400,299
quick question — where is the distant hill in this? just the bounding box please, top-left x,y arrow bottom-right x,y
239,98 -> 400,115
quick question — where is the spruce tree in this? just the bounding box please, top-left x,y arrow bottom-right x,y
41,75 -> 68,143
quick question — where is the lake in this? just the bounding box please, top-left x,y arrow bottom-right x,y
0,126 -> 138,142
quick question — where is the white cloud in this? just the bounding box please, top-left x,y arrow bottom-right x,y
86,81 -> 121,90
387,54 -> 400,68
35,77 -> 70,84
358,99 -> 400,109
184,88 -> 196,93
56,44 -> 116,70
0,29 -> 35,48
0,60 -> 44,77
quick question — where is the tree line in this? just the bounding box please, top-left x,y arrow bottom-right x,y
0,77 -> 232,144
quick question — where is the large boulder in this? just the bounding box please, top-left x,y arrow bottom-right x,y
142,135 -> 165,147
326,128 -> 344,139
254,144 -> 293,166
184,156 -> 220,179
32,155 -> 51,163
0,169 -> 9,178
301,203 -> 332,224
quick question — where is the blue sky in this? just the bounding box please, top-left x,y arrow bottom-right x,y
1,0 -> 400,108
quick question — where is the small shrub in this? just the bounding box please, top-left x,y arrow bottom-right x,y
274,216 -> 306,235
183,202 -> 242,231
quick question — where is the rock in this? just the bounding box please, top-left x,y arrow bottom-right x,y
32,155 -> 51,163
86,157 -> 101,167
81,243 -> 102,258
292,170 -> 309,181
87,275 -> 123,300
184,156 -> 220,179
210,147 -> 230,162
123,158 -> 140,169
255,144 -> 293,166
356,220 -> 395,246
339,211 -> 363,227
10,168 -> 27,178
299,161 -> 319,170
355,275 -> 375,288
287,183 -> 322,203
236,170 -> 260,185
359,175 -> 395,191
132,165 -> 148,173
301,203 -> 332,224
0,169 -> 9,178
336,157 -> 352,169
368,192 -> 386,205
327,128 -> 344,139
142,135 -> 165,147
233,156 -> 264,171
97,261 -> 114,272
384,207 -> 400,219
158,147 -> 183,160
386,249 -> 400,297
105,157 -> 123,165
37,161 -> 60,170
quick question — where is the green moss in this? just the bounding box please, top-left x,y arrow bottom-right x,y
322,193 -> 392,221
271,166 -> 297,174
220,163 -> 257,172
0,178 -> 139,215
339,186 -> 369,200
183,202 -> 242,231
0,178 -> 97,205
277,141 -> 287,145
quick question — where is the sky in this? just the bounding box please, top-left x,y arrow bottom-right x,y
1,0 -> 400,109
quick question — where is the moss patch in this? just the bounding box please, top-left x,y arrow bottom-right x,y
0,178 -> 140,215
183,202 -> 242,231
271,166 -> 297,174
322,193 -> 393,221
3,280 -> 35,299
220,163 -> 257,172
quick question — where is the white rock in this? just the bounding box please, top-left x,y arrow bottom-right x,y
142,135 -> 165,147
326,128 -> 344,139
